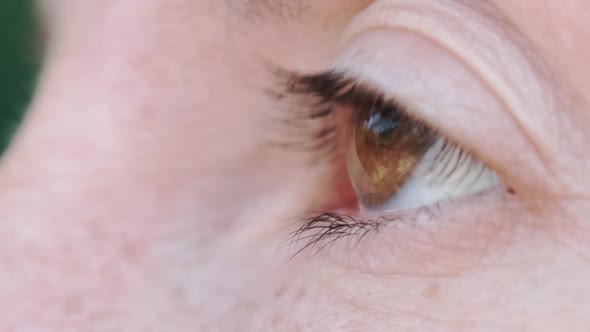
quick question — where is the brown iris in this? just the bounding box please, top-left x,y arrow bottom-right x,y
348,100 -> 435,209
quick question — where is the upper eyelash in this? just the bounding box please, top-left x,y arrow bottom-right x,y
280,69 -> 438,139
284,70 -> 391,109
265,70 -> 343,161
271,69 -> 418,161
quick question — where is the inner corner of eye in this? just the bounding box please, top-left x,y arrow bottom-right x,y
343,98 -> 500,213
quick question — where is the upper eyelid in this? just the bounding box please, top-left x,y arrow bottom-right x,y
341,0 -> 561,181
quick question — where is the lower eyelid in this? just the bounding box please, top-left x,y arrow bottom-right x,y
290,188 -> 516,275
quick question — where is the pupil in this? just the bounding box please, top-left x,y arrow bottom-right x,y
365,104 -> 402,141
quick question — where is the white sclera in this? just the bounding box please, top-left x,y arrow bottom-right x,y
379,138 -> 500,211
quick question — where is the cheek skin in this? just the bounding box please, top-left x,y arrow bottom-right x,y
0,2 -> 359,330
283,205 -> 590,331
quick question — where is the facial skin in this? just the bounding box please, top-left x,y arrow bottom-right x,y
1,0 -> 590,330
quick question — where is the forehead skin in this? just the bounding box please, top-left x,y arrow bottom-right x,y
1,0 -> 590,331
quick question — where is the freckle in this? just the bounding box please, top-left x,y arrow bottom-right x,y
121,241 -> 141,262
63,295 -> 84,316
507,187 -> 516,195
273,287 -> 287,301
271,312 -> 285,328
423,283 -> 441,300
171,286 -> 187,303
295,288 -> 306,301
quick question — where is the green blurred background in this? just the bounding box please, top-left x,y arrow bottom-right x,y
0,0 -> 37,155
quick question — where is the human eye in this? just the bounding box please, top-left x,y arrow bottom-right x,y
279,26 -> 543,264
282,70 -> 506,257
287,72 -> 501,214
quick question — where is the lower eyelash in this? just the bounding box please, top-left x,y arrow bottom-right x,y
285,207 -> 441,258
285,213 -> 378,258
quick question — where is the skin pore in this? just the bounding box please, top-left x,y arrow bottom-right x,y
1,0 -> 590,331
